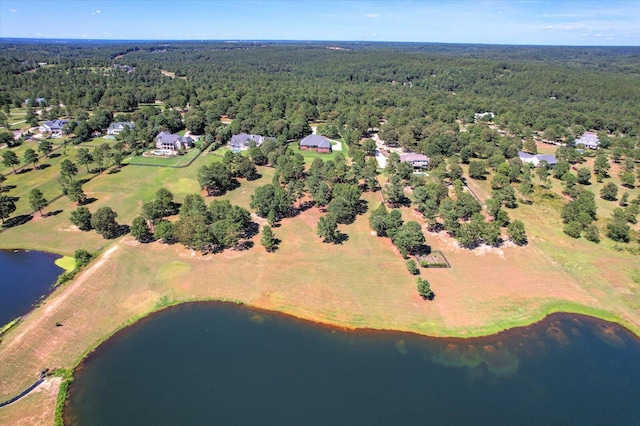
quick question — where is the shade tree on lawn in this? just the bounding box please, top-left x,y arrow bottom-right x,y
317,212 -> 340,243
91,206 -> 121,239
28,188 -> 47,216
0,195 -> 17,223
23,148 -> 39,170
131,216 -> 153,242
70,206 -> 92,231
2,150 -> 19,173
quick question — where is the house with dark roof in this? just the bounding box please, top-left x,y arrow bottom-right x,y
299,135 -> 332,153
400,153 -> 430,169
39,119 -> 68,134
107,122 -> 135,135
518,151 -> 557,167
574,131 -> 599,149
155,131 -> 195,151
228,133 -> 274,151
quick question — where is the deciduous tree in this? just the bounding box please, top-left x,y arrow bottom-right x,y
131,216 -> 153,242
317,213 -> 339,243
70,206 -> 92,231
507,219 -> 527,245
91,206 -> 120,239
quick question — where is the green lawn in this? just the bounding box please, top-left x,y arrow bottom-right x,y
288,142 -> 339,164
126,147 -> 205,167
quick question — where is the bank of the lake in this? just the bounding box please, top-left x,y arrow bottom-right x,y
1,233 -> 639,411
0,250 -> 64,326
65,302 -> 640,426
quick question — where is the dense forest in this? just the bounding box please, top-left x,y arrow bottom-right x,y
1,40 -> 639,151
1,40 -> 639,249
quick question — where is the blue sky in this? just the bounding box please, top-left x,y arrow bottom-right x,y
1,1 -> 638,45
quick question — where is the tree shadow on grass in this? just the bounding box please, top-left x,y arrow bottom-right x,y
81,197 -> 98,206
334,232 -> 349,244
0,185 -> 17,193
45,210 -> 63,217
49,153 -> 62,159
244,222 -> 260,239
2,214 -> 33,229
38,163 -> 51,170
267,238 -> 282,252
117,224 -> 130,238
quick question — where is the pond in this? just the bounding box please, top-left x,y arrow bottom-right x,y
66,303 -> 640,425
0,249 -> 63,326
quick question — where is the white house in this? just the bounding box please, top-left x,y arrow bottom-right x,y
474,112 -> 495,121
107,122 -> 135,135
39,119 -> 68,134
574,131 -> 599,149
155,131 -> 195,151
518,151 -> 557,167
228,133 -> 274,150
400,153 -> 430,169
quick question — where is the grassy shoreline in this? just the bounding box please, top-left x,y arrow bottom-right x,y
52,296 -> 639,425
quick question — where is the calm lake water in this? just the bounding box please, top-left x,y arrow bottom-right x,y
67,303 -> 640,426
0,249 -> 63,325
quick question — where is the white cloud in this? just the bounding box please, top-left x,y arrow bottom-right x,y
365,13 -> 380,18
9,8 -> 17,13
91,9 -> 101,16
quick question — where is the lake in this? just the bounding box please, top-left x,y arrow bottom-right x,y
66,303 -> 640,426
0,249 -> 63,326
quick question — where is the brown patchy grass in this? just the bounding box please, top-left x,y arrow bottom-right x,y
0,378 -> 60,426
1,159 -> 640,424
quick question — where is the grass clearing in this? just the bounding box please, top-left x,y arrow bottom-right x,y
54,256 -> 75,272
126,147 -> 204,167
288,142 -> 339,163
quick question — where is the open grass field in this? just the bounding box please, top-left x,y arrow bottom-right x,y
1,145 -> 95,216
126,145 -> 204,167
288,142 -> 339,162
1,143 -> 640,424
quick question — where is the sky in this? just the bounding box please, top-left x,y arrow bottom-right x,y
1,0 -> 639,46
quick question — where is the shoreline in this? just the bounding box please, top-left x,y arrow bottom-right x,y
57,300 -> 639,424
0,236 -> 640,419
1,254 -> 639,424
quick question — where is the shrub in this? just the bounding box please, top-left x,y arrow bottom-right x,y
406,259 -> 420,275
584,224 -> 600,243
417,277 -> 435,300
563,221 -> 582,239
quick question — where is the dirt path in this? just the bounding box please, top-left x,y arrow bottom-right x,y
3,244 -> 120,354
